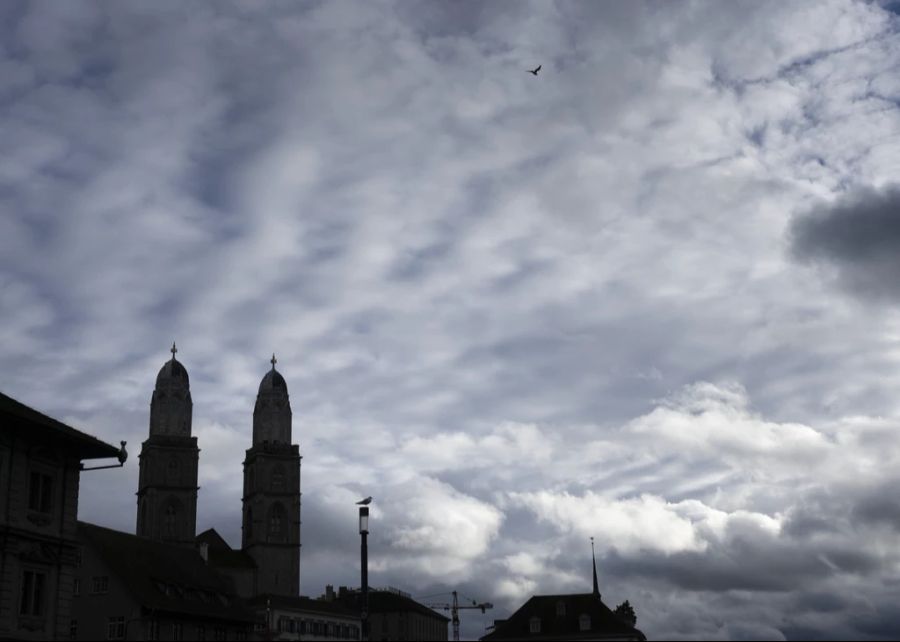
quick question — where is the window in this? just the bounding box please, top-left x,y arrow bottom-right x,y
107,616 -> 125,640
70,619 -> 78,638
529,616 -> 541,634
145,619 -> 159,641
164,504 -> 178,538
19,570 -> 46,616
92,576 -> 109,594
236,630 -> 247,641
75,547 -> 83,568
271,466 -> 285,490
579,614 -> 591,631
73,578 -> 80,596
197,625 -> 206,640
245,507 -> 253,539
173,622 -> 183,641
556,600 -> 566,617
214,627 -> 226,641
28,471 -> 53,513
268,503 -> 285,538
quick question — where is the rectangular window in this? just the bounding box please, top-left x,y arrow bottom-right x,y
214,627 -> 226,641
70,619 -> 78,638
73,578 -> 80,596
146,619 -> 159,641
19,570 -> 46,616
92,576 -> 109,594
173,622 -> 183,641
107,616 -> 125,640
197,625 -> 206,640
28,471 -> 54,513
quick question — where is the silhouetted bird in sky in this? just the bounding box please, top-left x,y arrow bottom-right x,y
356,496 -> 373,505
528,65 -> 542,76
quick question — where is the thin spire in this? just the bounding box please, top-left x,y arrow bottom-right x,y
271,353 -> 277,370
171,341 -> 178,360
591,536 -> 600,598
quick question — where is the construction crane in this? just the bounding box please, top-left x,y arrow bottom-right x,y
426,590 -> 493,642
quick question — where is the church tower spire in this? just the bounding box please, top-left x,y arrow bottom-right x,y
242,355 -> 301,597
136,344 -> 200,545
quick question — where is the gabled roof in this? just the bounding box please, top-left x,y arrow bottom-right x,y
0,391 -> 120,459
481,593 -> 646,641
196,528 -> 256,569
78,521 -> 256,622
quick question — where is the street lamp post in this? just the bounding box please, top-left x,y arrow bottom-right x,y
359,506 -> 369,641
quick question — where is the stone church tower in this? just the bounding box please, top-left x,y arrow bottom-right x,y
136,344 -> 199,545
242,355 -> 301,597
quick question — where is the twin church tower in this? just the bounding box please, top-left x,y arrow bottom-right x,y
135,344 -> 301,596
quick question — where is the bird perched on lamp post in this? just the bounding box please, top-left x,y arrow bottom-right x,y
356,496 -> 373,505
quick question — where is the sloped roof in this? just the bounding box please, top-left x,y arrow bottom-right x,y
0,391 -> 120,459
196,528 -> 256,569
480,593 -> 646,641
78,521 -> 256,622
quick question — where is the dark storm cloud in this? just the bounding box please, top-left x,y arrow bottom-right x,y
791,185 -> 900,301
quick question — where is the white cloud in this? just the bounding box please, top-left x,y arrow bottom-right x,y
2,1 -> 900,639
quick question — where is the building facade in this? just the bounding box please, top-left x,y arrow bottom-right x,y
0,391 -> 122,640
330,586 -> 449,641
480,593 -> 646,641
249,593 -> 360,641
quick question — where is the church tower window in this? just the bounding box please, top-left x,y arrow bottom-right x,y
268,503 -> 285,539
164,503 -> 178,538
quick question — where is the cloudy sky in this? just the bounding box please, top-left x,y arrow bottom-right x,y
3,1 -> 900,639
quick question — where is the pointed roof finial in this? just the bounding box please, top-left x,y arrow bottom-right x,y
591,536 -> 600,598
171,341 -> 178,359
271,353 -> 277,370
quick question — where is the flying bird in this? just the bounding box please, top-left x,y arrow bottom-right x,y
527,65 -> 541,76
356,496 -> 373,505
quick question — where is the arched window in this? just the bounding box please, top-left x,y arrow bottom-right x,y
164,503 -> 178,538
246,507 -> 253,539
268,503 -> 285,540
167,457 -> 179,483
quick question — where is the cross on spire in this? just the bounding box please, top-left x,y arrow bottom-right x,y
171,342 -> 178,359
271,353 -> 277,370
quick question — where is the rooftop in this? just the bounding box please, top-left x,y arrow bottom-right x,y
0,391 -> 120,460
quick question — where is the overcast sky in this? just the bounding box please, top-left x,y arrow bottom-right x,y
3,1 -> 900,639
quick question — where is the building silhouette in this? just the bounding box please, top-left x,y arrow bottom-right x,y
69,347 -> 360,640
241,355 -> 301,598
0,391 -> 121,640
480,550 -> 645,641
136,343 -> 199,545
